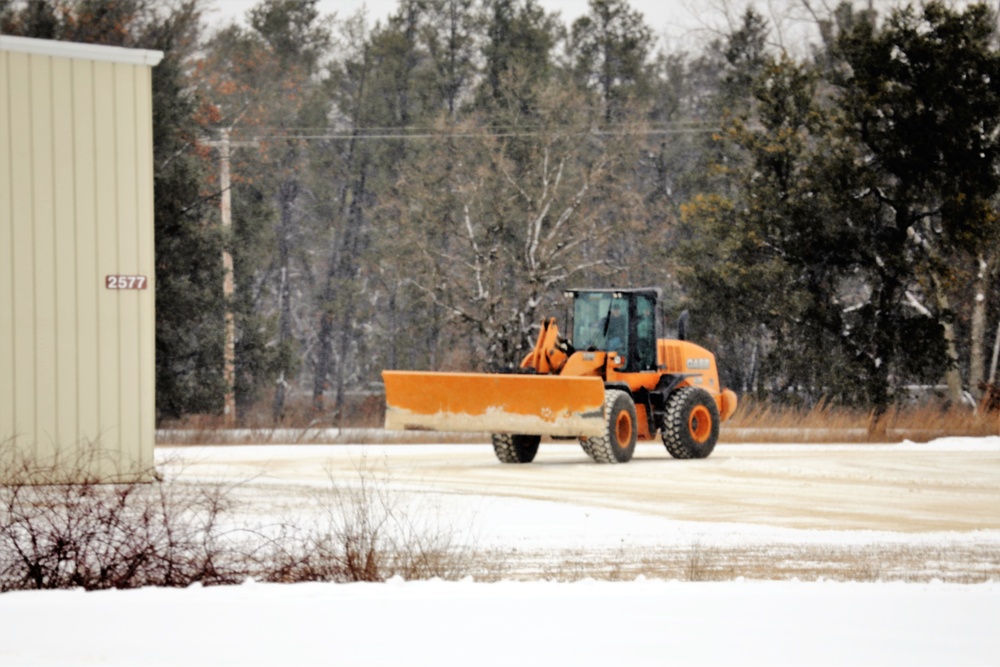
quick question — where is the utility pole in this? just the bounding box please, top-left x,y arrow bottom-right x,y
206,129 -> 257,426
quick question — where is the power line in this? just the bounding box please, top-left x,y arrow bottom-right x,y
222,127 -> 720,142
238,120 -> 719,132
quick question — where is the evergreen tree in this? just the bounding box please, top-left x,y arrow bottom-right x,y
679,2 -> 1000,417
147,4 -> 229,419
422,0 -> 478,117
678,56 -> 852,400
569,0 -> 652,123
831,1 -> 1000,411
719,6 -> 769,112
200,0 -> 333,421
476,0 -> 560,117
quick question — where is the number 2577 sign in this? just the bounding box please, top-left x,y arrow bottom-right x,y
106,275 -> 148,290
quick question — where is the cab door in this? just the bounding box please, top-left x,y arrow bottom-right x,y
628,293 -> 659,372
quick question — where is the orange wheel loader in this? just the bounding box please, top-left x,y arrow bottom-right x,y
382,288 -> 738,463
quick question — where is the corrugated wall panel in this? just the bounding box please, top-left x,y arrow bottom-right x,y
30,53 -> 57,462
93,59 -> 123,470
8,51 -> 36,456
114,61 -> 141,471
0,52 -> 13,451
1,41 -> 158,482
135,65 -> 155,467
53,55 -> 79,453
73,58 -> 101,450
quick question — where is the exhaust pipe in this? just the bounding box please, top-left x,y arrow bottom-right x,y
677,310 -> 689,342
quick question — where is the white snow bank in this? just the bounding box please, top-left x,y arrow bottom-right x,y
0,579 -> 996,666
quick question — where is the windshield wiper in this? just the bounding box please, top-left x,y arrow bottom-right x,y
584,303 -> 612,350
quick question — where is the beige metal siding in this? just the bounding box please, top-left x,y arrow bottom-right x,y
1,39 -> 160,482
0,51 -> 13,473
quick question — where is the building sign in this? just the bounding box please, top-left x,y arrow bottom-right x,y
106,275 -> 148,290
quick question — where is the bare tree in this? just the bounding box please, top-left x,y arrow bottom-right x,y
384,84 -> 621,369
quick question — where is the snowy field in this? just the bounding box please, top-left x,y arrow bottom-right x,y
2,437 -> 999,666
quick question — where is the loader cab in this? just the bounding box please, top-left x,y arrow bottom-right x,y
565,288 -> 663,373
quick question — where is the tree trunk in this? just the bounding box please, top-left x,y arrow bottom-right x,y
313,166 -> 368,423
932,272 -> 964,406
313,309 -> 334,411
989,314 -> 1000,385
969,254 -> 989,399
312,40 -> 371,418
272,268 -> 290,423
271,181 -> 297,423
868,271 -> 901,436
333,286 -> 356,424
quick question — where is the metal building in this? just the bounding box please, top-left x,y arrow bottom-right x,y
1,36 -> 163,482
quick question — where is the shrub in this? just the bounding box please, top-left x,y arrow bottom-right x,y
249,459 -> 472,583
0,449 -> 243,591
0,447 -> 474,591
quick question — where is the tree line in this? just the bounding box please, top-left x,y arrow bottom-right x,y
3,0 -> 999,424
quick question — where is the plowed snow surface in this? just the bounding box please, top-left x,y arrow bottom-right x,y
2,438 -> 999,666
163,439 -> 1000,531
159,437 -> 1000,581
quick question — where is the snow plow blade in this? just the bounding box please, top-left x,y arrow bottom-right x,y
382,371 -> 606,437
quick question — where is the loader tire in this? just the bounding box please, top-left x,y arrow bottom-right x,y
579,389 -> 637,464
662,386 -> 719,459
492,433 -> 541,463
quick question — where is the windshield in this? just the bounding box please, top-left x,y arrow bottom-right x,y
573,293 -> 629,352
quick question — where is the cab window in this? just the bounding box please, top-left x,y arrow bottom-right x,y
573,293 -> 628,353
635,295 -> 656,370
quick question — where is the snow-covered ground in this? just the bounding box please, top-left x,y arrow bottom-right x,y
2,437 -> 999,666
3,578 -> 997,666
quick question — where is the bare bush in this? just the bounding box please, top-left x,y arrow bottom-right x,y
0,444 -> 481,591
0,448 -> 246,591
250,459 -> 474,583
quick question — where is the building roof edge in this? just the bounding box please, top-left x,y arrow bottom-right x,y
0,35 -> 164,66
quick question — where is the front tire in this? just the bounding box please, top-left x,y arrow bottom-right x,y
579,389 -> 637,464
492,433 -> 541,463
662,386 -> 720,459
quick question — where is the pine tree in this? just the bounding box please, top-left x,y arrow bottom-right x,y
831,1 -> 1000,412
569,0 -> 653,123
199,0 -> 334,421
147,5 -> 229,419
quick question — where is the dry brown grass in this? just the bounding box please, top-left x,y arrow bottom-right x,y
156,389 -> 489,445
158,390 -> 998,446
246,461 -> 485,583
155,426 -> 488,446
722,398 -> 1000,444
508,542 -> 1000,583
157,392 -> 384,432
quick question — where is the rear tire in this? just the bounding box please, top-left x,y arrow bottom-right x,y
579,389 -> 637,464
492,433 -> 541,463
662,386 -> 719,459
